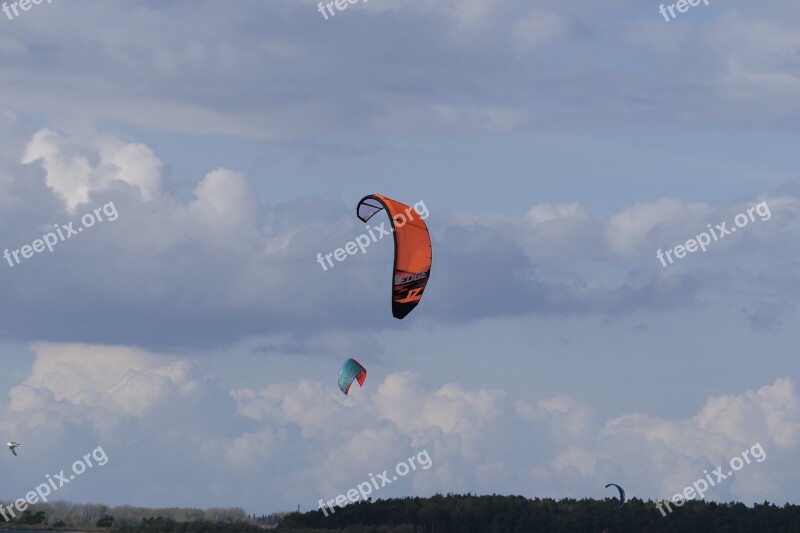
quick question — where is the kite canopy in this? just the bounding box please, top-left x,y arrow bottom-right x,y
605,483 -> 626,510
338,358 -> 367,395
356,194 -> 432,319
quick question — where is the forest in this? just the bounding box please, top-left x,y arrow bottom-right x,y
3,495 -> 800,532
273,494 -> 800,532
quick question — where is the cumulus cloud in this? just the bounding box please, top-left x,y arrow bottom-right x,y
0,120 -> 796,347
604,199 -> 713,257
21,129 -> 162,211
20,342 -> 161,403
2,343 -> 798,510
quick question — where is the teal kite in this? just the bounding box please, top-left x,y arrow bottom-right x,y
338,359 -> 366,395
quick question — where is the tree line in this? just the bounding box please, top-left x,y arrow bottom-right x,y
275,493 -> 800,532
5,494 -> 800,532
0,500 -> 281,529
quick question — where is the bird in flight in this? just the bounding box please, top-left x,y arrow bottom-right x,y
6,442 -> 20,456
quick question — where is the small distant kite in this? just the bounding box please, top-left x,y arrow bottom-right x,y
338,359 -> 367,395
356,194 -> 432,319
605,483 -> 625,510
6,442 -> 20,456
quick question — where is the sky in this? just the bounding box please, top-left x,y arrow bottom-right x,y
1,0 -> 799,517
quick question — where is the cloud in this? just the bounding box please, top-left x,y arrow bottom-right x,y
20,342 -> 161,403
604,199 -> 713,257
21,129 -> 162,211
1,1 -> 799,138
0,122 -> 796,348
2,343 -> 799,510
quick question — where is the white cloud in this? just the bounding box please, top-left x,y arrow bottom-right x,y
3,342 -> 798,509
20,342 -> 161,403
604,199 -> 713,256
22,129 -> 162,211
